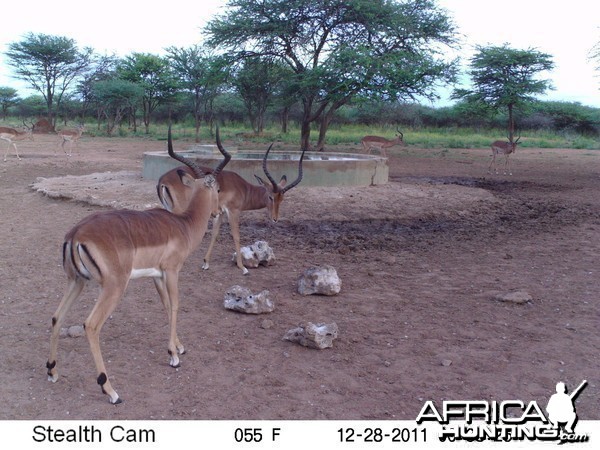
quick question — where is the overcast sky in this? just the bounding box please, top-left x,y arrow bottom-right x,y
1,0 -> 599,107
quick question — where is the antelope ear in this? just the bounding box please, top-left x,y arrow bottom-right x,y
178,169 -> 195,187
254,175 -> 266,186
279,175 -> 287,188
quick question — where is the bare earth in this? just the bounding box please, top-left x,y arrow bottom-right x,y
0,133 -> 598,420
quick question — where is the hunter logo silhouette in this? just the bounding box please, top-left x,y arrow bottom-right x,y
545,380 -> 587,434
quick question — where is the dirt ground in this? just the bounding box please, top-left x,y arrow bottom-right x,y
0,133 -> 598,421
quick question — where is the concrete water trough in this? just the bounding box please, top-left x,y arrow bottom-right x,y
142,145 -> 388,187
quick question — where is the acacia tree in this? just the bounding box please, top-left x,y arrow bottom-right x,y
165,46 -> 228,141
233,57 -> 289,134
590,39 -> 600,86
117,53 -> 178,133
0,87 -> 20,119
5,33 -> 94,128
453,44 -> 555,142
206,0 -> 457,150
91,79 -> 144,135
76,54 -> 120,122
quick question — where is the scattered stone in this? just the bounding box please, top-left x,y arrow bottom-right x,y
283,322 -> 339,349
297,265 -> 341,296
223,285 -> 275,314
260,319 -> 274,329
494,290 -> 533,305
441,359 -> 453,367
60,325 -> 85,338
234,240 -> 275,269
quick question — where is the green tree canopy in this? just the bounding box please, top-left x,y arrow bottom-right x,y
91,79 -> 144,135
207,0 -> 458,150
117,53 -> 178,133
453,44 -> 554,141
166,46 -> 229,140
5,33 -> 94,127
0,86 -> 20,120
233,57 -> 289,134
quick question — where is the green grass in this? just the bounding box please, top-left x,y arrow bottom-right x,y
87,122 -> 600,150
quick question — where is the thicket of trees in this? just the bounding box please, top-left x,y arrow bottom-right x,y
1,0 -> 599,145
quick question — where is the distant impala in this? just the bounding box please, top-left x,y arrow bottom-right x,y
57,124 -> 85,157
361,127 -> 405,157
0,123 -> 34,161
489,134 -> 521,175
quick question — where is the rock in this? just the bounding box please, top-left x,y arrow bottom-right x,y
283,322 -> 339,349
234,240 -> 275,269
60,325 -> 85,338
297,265 -> 341,296
495,290 -> 532,304
223,285 -> 275,314
441,359 -> 453,367
260,319 -> 274,329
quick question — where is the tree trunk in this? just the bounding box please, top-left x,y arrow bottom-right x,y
194,90 -> 201,143
299,98 -> 314,150
316,108 -> 338,151
508,104 -> 515,143
300,118 -> 311,151
280,106 -> 289,134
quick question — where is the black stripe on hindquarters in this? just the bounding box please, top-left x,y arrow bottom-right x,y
77,243 -> 102,279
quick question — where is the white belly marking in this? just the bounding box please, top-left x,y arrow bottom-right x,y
130,268 -> 163,280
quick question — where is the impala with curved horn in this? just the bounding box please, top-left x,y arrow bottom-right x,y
158,138 -> 305,275
361,127 -> 405,157
489,132 -> 521,175
47,127 -> 230,404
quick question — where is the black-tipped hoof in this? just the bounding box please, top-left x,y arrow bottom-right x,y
171,362 -> 181,369
111,397 -> 123,405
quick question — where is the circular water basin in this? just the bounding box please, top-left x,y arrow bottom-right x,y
142,145 -> 388,187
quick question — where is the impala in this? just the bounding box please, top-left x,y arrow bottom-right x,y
361,127 -> 405,157
0,123 -> 34,161
57,124 -> 85,156
488,134 -> 521,175
158,138 -> 305,275
47,127 -> 230,404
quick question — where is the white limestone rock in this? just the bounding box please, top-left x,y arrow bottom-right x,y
223,285 -> 275,314
234,240 -> 275,269
297,265 -> 341,296
283,322 -> 339,349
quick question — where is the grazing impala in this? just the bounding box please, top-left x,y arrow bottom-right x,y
361,127 -> 405,157
57,124 -> 85,156
0,123 -> 34,161
489,134 -> 521,175
47,127 -> 230,404
158,137 -> 305,275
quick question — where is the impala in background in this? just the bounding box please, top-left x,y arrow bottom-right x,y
158,137 -> 305,275
489,134 -> 521,175
0,122 -> 34,161
361,127 -> 405,157
57,124 -> 86,157
47,127 -> 230,404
